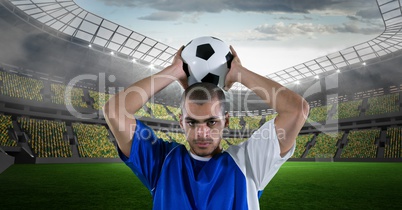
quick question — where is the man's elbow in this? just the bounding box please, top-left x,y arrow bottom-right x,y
103,99 -> 116,123
294,98 -> 309,125
102,101 -> 110,120
300,99 -> 310,119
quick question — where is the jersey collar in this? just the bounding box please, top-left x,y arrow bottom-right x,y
189,152 -> 212,162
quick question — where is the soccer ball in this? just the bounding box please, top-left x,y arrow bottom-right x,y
181,36 -> 233,89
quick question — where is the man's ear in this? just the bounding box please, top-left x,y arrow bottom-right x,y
224,112 -> 229,128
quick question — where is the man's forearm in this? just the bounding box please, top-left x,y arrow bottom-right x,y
233,66 -> 309,155
103,58 -> 185,157
104,45 -> 185,122
123,66 -> 181,115
235,67 -> 306,114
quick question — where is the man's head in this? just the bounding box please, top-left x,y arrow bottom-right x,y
179,83 -> 229,158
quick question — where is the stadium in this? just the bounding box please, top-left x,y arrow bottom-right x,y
0,0 -> 401,209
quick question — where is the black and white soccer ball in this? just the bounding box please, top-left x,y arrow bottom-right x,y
181,36 -> 233,89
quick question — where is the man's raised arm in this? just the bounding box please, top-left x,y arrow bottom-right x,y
224,46 -> 309,157
103,47 -> 187,157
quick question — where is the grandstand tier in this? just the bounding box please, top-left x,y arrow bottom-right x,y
1,66 -> 402,163
1,0 -> 402,165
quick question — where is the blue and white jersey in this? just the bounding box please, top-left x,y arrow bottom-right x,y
119,118 -> 294,210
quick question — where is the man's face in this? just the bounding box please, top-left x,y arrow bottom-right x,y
180,98 -> 229,158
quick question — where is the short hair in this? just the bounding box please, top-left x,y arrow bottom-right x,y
180,83 -> 226,115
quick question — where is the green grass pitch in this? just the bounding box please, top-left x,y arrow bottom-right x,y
1,162 -> 401,209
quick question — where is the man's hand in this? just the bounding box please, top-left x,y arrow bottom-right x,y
224,46 -> 243,91
104,46 -> 191,157
221,45 -> 309,156
172,46 -> 189,89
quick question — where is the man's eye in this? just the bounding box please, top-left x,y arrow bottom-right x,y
207,121 -> 217,126
187,121 -> 195,127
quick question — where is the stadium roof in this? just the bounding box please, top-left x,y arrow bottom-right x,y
3,0 -> 402,90
3,0 -> 177,68
267,0 -> 402,86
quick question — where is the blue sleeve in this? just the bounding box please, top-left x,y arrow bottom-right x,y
118,119 -> 179,194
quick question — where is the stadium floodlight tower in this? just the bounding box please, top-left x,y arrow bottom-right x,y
2,0 -> 402,92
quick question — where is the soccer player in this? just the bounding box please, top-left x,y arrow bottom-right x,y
103,46 -> 309,209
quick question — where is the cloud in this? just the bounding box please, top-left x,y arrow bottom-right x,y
277,15 -> 313,21
97,0 -> 138,7
96,0 -> 226,13
347,15 -> 359,21
138,11 -> 181,21
277,16 -> 295,21
333,22 -> 383,35
255,22 -> 333,37
356,7 -> 381,19
254,21 -> 383,40
95,0 -> 374,16
303,15 -> 313,20
182,12 -> 203,23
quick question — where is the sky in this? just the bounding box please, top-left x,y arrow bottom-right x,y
74,0 -> 384,76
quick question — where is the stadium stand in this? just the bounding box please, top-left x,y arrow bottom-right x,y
0,72 -> 400,163
0,71 -> 44,101
155,131 -> 231,150
366,93 -> 399,116
385,127 -> 402,158
147,102 -> 175,121
292,134 -> 314,158
135,106 -> 152,118
154,130 -> 172,142
305,132 -> 343,158
1,69 -> 401,162
341,129 -> 380,158
0,114 -> 16,147
307,105 -> 332,123
72,123 -> 118,158
1,0 -> 402,180
166,105 -> 181,121
228,117 -> 243,130
226,138 -> 247,146
18,117 -> 72,158
242,116 -> 262,130
167,132 -> 190,150
221,139 -> 230,150
51,83 -> 88,108
89,90 -> 114,110
265,113 -> 277,122
354,88 -> 385,100
332,100 -> 362,119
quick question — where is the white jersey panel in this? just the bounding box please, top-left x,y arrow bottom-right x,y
226,118 -> 295,210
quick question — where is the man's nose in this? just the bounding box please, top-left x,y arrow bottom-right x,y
196,123 -> 210,137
